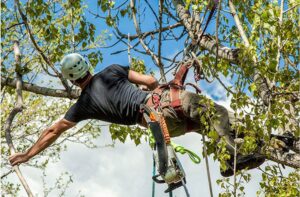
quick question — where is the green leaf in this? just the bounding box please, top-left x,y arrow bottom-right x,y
249,83 -> 257,92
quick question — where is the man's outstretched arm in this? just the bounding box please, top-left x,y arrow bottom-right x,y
128,70 -> 159,90
9,119 -> 76,166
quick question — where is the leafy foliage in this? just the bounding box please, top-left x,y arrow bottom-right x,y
258,165 -> 300,197
109,124 -> 148,146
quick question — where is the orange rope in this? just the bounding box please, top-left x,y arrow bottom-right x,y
150,112 -> 157,121
159,113 -> 171,144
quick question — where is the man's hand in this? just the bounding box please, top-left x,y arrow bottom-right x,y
9,152 -> 29,166
128,70 -> 159,91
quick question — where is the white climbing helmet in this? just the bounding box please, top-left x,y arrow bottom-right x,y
60,53 -> 90,80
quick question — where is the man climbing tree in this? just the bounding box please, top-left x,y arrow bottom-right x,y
2,0 -> 299,196
9,53 -> 265,178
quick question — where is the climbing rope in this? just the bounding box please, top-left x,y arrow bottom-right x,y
152,154 -> 156,197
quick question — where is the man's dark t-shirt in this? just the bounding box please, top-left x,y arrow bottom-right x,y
64,64 -> 149,125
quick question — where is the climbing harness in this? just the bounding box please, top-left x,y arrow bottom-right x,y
141,59 -> 204,196
143,1 -> 219,194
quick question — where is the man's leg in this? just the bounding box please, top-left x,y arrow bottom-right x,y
160,89 -> 235,147
179,90 -> 236,153
175,90 -> 265,176
160,89 -> 187,137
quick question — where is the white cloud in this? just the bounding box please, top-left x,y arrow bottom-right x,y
7,125 -> 294,197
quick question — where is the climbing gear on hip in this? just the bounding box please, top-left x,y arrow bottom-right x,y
142,60 -> 203,196
142,104 -> 168,175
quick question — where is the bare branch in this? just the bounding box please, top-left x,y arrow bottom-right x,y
145,0 -> 159,23
283,3 -> 300,14
1,76 -> 80,99
1,170 -> 14,179
87,9 -> 106,19
130,0 -> 166,82
115,22 -> 182,40
163,5 -> 180,22
127,33 -> 132,65
115,37 -> 177,63
4,40 -> 34,197
39,59 -> 58,78
158,0 -> 163,71
5,22 -> 25,31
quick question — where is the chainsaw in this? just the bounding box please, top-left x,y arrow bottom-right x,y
141,104 -> 188,194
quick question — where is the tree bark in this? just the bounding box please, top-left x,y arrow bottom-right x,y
1,77 -> 80,99
263,148 -> 300,168
172,0 -> 239,63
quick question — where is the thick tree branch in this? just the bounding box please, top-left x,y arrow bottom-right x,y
228,0 -> 250,47
4,40 -> 34,197
172,0 -> 239,63
276,0 -> 284,71
1,77 -> 80,99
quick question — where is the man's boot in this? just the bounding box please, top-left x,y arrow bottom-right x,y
220,153 -> 265,177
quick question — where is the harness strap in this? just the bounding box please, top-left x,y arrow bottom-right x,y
169,63 -> 191,117
170,87 -> 181,108
173,63 -> 190,86
146,63 -> 200,121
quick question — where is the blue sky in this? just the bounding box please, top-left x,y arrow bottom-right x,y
86,1 -> 214,72
83,1 -> 238,103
